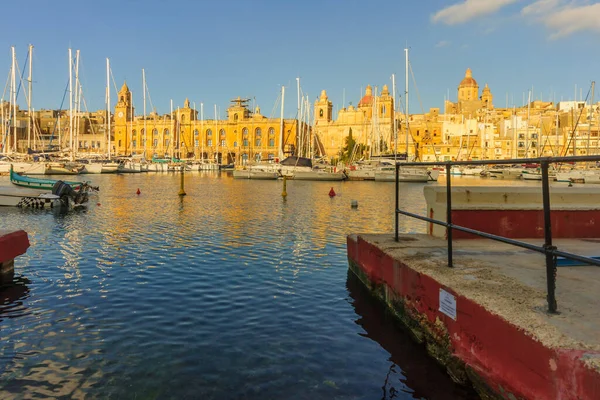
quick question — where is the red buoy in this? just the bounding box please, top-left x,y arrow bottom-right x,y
329,187 -> 336,197
136,188 -> 141,195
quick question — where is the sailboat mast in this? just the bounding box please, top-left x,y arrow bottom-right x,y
143,68 -> 147,158
587,81 -> 595,157
27,44 -> 33,151
11,46 -> 17,154
74,49 -> 80,159
404,48 -> 409,157
214,104 -> 218,164
170,99 -> 174,159
107,58 -> 111,160
68,48 -> 73,160
296,77 -> 300,156
200,102 -> 204,162
279,85 -> 285,160
392,73 -> 397,163
526,90 -> 531,157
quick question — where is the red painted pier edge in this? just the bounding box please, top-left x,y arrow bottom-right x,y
347,234 -> 600,400
0,230 -> 30,283
0,230 -> 29,264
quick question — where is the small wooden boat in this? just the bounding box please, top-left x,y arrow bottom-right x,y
10,167 -> 86,191
0,186 -> 61,208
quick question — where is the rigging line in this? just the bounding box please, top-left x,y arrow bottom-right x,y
408,60 -> 438,161
48,80 -> 70,147
562,84 -> 591,157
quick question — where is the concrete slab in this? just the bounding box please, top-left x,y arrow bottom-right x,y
359,233 -> 600,350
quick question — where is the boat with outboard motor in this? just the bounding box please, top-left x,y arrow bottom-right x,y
0,179 -> 91,209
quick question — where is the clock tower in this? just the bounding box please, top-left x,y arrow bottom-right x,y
114,81 -> 134,155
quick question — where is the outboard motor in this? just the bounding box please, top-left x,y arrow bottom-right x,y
52,181 -> 77,206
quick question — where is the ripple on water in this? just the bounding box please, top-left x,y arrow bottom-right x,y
0,173 -> 484,399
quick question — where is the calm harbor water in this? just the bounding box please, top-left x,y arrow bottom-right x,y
0,172 -> 525,399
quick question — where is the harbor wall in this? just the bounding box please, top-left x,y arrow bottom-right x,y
424,186 -> 600,239
347,234 -> 600,400
0,230 -> 30,284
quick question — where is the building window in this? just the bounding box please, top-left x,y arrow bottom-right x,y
268,127 -> 275,136
269,138 -> 275,147
242,127 -> 248,137
207,129 -> 212,137
165,139 -> 170,148
164,129 -> 169,136
255,127 -> 261,137
220,129 -> 225,138
195,140 -> 199,147
194,129 -> 199,136
234,113 -> 238,121
319,109 -> 323,117
118,140 -> 122,147
234,141 -> 238,147
133,140 -> 137,148
181,114 -> 186,122
153,128 -> 158,136
207,139 -> 212,147
243,139 -> 249,147
255,139 -> 261,147
153,139 -> 158,147
142,139 -> 146,147
220,139 -> 225,147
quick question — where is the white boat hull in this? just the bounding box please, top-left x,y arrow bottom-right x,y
232,170 -> 279,180
0,186 -> 60,208
292,170 -> 346,181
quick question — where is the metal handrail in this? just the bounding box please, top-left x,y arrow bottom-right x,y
394,155 -> 600,313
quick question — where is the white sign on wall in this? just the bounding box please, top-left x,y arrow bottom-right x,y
439,289 -> 457,320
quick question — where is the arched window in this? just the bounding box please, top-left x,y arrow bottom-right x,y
234,113 -> 238,121
153,128 -> 158,136
206,129 -> 212,137
194,129 -> 199,136
255,127 -> 261,137
164,129 -> 170,136
141,128 -> 145,137
219,129 -> 225,137
181,114 -> 186,122
319,109 -> 323,117
242,128 -> 248,137
132,129 -> 137,138
268,127 -> 275,136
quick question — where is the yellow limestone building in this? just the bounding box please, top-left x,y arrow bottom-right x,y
313,85 -> 394,160
113,82 -> 300,163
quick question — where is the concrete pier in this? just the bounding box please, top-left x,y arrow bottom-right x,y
0,230 -> 30,285
347,233 -> 600,400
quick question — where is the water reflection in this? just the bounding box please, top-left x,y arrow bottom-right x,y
346,271 -> 478,400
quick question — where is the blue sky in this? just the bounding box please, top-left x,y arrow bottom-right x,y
1,0 -> 599,119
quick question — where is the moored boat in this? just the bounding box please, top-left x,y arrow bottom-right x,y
10,167 -> 87,191
0,186 -> 61,208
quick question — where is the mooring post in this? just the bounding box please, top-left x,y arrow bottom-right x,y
178,163 -> 187,196
0,230 -> 30,285
541,160 -> 557,313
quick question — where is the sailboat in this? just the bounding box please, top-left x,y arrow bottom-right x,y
374,49 -> 438,183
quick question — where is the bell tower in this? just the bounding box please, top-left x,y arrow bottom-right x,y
114,81 -> 134,155
314,90 -> 332,123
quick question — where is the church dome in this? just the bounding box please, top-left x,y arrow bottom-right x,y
459,68 -> 478,88
358,85 -> 373,106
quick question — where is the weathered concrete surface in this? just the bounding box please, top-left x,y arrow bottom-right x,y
347,233 -> 600,400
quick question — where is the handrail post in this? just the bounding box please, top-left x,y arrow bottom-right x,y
395,163 -> 399,242
541,160 -> 557,313
446,163 -> 453,268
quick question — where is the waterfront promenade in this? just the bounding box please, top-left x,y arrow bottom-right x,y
347,233 -> 600,399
